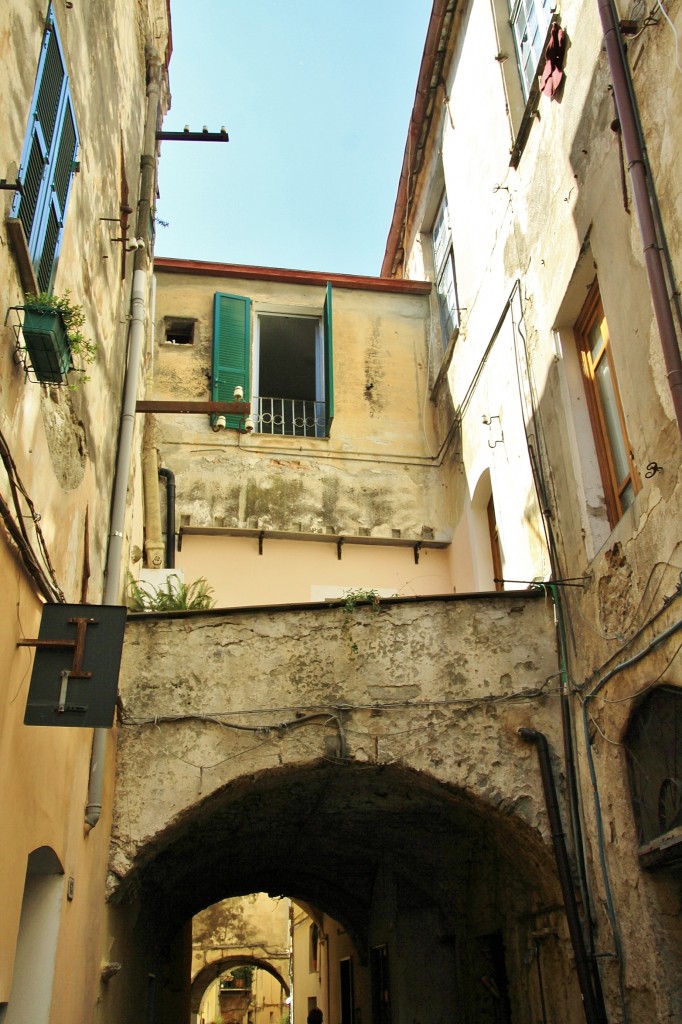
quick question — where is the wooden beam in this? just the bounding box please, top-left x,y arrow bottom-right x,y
135,400 -> 250,414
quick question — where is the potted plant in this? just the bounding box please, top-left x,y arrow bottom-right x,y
20,291 -> 96,384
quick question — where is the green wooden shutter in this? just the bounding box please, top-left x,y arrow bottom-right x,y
13,6 -> 78,291
212,293 -> 251,429
324,283 -> 334,434
35,92 -> 78,292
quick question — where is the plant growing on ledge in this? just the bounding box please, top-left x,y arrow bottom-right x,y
20,291 -> 96,385
127,573 -> 215,612
340,588 -> 384,657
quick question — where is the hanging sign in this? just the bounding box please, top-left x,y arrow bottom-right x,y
21,604 -> 127,728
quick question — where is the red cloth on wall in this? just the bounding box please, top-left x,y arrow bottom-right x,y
541,22 -> 566,98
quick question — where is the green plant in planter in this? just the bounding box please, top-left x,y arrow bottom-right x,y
21,291 -> 96,384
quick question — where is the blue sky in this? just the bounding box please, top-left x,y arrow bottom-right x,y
155,1 -> 432,276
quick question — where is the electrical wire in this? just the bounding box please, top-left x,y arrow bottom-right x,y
120,686 -> 551,727
0,428 -> 64,602
656,0 -> 682,75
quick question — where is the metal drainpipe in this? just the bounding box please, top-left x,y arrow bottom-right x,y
143,447 -> 165,569
84,52 -> 163,830
597,0 -> 682,435
518,728 -> 603,1024
158,467 -> 176,568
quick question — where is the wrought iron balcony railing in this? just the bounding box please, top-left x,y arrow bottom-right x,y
254,396 -> 326,437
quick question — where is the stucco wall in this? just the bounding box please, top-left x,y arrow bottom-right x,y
394,0 -> 682,1017
137,269 -> 467,604
0,2 -> 169,1021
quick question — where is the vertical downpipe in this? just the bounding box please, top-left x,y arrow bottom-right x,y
597,0 -> 682,434
85,52 -> 163,829
518,728 -> 603,1024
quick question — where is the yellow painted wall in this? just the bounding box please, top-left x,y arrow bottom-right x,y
0,1 -> 170,1021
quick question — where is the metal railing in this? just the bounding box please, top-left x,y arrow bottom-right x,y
254,396 -> 326,437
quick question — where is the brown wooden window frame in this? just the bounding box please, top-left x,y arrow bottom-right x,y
574,281 -> 640,528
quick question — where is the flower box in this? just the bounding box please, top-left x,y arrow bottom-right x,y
21,307 -> 72,384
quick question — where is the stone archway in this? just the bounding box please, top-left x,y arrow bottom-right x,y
102,596 -> 584,1024
190,955 -> 290,1016
105,759 -> 582,1024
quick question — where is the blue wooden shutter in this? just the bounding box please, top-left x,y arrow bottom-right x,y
12,6 -> 79,292
212,293 -> 251,429
323,283 -> 334,434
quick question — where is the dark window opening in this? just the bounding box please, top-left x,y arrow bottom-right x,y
165,319 -> 195,345
487,495 -> 504,592
626,686 -> 682,848
309,922 -> 319,973
340,958 -> 354,1024
256,314 -> 325,437
370,945 -> 391,1024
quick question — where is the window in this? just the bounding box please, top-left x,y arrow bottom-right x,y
575,282 -> 640,527
487,495 -> 504,592
309,923 -> 319,973
625,687 -> 682,852
212,286 -> 334,437
509,0 -> 552,100
164,318 -> 195,345
432,194 -> 459,348
370,945 -> 391,1024
11,6 -> 79,293
340,958 -> 355,1024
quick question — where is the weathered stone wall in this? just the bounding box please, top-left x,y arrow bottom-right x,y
104,592 -> 592,1024
111,592 -> 559,875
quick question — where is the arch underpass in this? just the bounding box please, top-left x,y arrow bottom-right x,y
190,955 -> 290,1016
102,594 -> 585,1023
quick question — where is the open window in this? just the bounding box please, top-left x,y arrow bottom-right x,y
212,286 -> 334,437
164,317 -> 195,345
432,193 -> 459,349
509,0 -> 553,100
575,280 -> 640,527
10,5 -> 79,293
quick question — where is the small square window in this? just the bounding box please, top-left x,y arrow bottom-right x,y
164,318 -> 195,345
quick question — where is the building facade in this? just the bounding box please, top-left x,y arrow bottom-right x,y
382,0 -> 682,1019
0,2 -> 169,1022
4,1 -> 682,1023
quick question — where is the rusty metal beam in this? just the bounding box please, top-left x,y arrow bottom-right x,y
135,400 -> 250,414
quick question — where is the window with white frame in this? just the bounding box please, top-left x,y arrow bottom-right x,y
212,287 -> 334,437
254,310 -> 327,436
11,5 -> 79,293
432,193 -> 459,348
509,0 -> 553,100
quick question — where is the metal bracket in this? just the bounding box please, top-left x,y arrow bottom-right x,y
156,127 -> 229,142
19,616 -> 97,715
18,616 -> 97,677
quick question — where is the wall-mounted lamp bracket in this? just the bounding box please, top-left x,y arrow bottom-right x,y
156,127 -> 229,143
